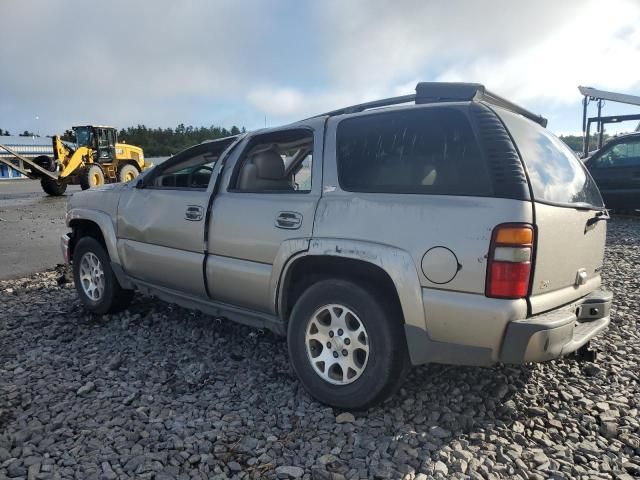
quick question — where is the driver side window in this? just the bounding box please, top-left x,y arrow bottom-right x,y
151,151 -> 218,190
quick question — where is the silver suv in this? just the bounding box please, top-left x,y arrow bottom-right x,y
62,83 -> 612,409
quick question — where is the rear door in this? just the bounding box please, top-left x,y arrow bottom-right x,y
587,137 -> 640,209
496,108 -> 607,314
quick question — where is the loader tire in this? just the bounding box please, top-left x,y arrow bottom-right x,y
118,163 -> 140,183
80,164 -> 105,190
33,155 -> 56,172
40,178 -> 67,196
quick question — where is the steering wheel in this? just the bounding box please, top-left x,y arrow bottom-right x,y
187,165 -> 213,188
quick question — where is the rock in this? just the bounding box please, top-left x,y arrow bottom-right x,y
622,462 -> 640,476
512,421 -> 525,433
600,421 -> 618,438
583,365 -> 601,376
577,440 -> 600,456
433,461 -> 448,476
429,426 -> 451,439
528,406 -> 548,416
533,452 -> 548,465
27,463 -> 40,480
318,454 -> 338,466
106,354 -> 123,370
228,461 -> 242,472
7,461 -> 25,478
335,412 -> 355,424
619,433 -> 640,450
76,381 -> 95,395
275,465 -> 304,478
0,447 -> 10,462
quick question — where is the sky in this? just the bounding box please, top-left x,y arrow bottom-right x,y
1,0 -> 640,137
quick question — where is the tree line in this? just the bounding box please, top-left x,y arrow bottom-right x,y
0,129 -> 37,137
2,124 -> 246,157
558,134 -> 611,154
113,124 -> 246,157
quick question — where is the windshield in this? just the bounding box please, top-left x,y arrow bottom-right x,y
497,109 -> 604,209
74,127 -> 93,148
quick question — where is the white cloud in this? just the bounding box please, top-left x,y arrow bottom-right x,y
1,0 -> 639,133
435,0 -> 640,105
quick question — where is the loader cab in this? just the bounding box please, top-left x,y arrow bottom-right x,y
72,125 -> 117,162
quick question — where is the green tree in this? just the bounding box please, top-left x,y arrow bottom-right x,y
116,123 -> 246,157
19,130 -> 36,137
61,129 -> 76,142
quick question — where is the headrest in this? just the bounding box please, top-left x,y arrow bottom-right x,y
253,149 -> 284,180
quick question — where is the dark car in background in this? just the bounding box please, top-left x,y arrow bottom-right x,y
585,133 -> 640,210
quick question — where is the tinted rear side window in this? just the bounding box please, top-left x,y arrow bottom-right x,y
337,107 -> 493,196
497,108 -> 604,208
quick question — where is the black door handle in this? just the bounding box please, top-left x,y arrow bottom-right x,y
185,205 -> 204,221
275,211 -> 302,229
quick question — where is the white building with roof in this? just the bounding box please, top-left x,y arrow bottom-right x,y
0,136 -> 54,180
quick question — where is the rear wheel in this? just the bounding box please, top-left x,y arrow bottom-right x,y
79,164 -> 105,190
40,178 -> 67,196
287,279 -> 409,409
118,163 -> 140,183
73,236 -> 133,314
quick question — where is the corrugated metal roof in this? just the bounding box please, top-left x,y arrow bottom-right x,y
0,135 -> 52,146
0,136 -> 53,157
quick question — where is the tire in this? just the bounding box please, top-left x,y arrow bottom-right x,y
287,279 -> 409,410
73,236 -> 133,314
32,155 -> 56,172
79,164 -> 105,190
118,163 -> 140,183
40,178 -> 67,196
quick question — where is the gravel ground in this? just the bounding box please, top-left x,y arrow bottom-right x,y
0,217 -> 638,480
0,180 -> 81,280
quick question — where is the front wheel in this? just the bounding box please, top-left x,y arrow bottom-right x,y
73,237 -> 133,314
40,178 -> 67,196
287,279 -> 409,410
79,164 -> 105,190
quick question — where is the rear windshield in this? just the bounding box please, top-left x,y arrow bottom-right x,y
497,109 -> 604,209
336,107 -> 493,196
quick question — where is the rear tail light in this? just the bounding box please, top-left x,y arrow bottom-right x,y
486,224 -> 534,299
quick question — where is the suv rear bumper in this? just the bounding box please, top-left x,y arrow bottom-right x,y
499,289 -> 612,363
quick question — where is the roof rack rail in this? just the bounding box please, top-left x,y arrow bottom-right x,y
318,94 -> 416,117
313,82 -> 548,127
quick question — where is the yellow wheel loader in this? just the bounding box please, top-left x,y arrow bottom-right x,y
0,125 -> 148,196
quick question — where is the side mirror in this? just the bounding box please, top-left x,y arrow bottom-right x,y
135,178 -> 146,189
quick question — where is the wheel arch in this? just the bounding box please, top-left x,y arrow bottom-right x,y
67,209 -> 121,265
117,159 -> 141,171
277,239 -> 427,333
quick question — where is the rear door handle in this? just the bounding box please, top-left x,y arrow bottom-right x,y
185,205 -> 204,221
275,211 -> 302,229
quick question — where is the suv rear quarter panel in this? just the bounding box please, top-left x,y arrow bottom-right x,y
316,113 -> 533,347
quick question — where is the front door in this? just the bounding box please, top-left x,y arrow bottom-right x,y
116,138 -> 236,297
206,119 -> 324,313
